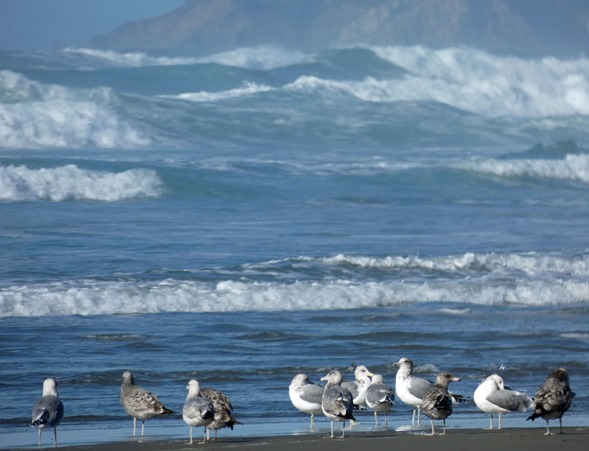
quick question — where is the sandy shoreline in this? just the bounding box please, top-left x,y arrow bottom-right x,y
41,427 -> 587,451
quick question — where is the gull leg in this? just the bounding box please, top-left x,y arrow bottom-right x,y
188,426 -> 193,444
141,420 -> 145,437
559,418 -> 564,435
133,417 -> 137,437
199,426 -> 207,445
489,414 -> 493,430
498,413 -> 502,430
341,421 -> 346,439
441,419 -> 447,436
53,427 -> 58,447
330,420 -> 334,438
411,408 -> 416,425
428,419 -> 435,435
374,411 -> 378,426
310,413 -> 315,431
37,428 -> 42,446
545,420 -> 552,436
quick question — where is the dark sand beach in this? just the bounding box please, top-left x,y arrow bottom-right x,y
52,428 -> 588,451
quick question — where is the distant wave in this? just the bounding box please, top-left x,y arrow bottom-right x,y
320,252 -> 589,277
456,154 -> 589,184
0,164 -> 163,201
370,46 -> 589,117
195,46 -> 310,70
63,48 -> 200,67
161,82 -> 274,102
1,252 -> 587,317
158,45 -> 589,118
65,46 -> 309,70
0,70 -> 150,149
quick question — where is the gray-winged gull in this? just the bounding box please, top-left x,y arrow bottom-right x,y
120,370 -> 173,437
289,373 -> 323,430
183,379 -> 215,444
527,367 -> 575,435
393,357 -> 433,424
31,378 -> 64,447
365,374 -> 395,426
421,372 -> 461,435
320,370 -> 355,438
473,374 -> 532,429
341,365 -> 374,409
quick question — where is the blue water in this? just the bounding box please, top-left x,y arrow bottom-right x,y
1,45 -> 588,448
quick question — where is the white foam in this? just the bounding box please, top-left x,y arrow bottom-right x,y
0,70 -> 150,149
65,46 -> 309,70
196,46 -> 309,70
321,252 -> 589,277
161,82 -> 274,102
286,46 -> 589,117
0,164 -> 163,201
1,256 -> 588,317
457,154 -> 589,184
63,48 -> 200,67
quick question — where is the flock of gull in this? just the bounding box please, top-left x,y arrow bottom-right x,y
288,358 -> 575,438
30,357 -> 575,447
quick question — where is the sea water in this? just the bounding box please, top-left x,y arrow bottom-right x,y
0,45 -> 588,448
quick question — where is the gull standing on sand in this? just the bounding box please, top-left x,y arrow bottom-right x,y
421,372 -> 461,435
393,357 -> 433,424
365,374 -> 395,426
120,371 -> 173,437
183,379 -> 215,444
527,367 -> 575,435
289,373 -> 324,430
321,370 -> 355,438
473,374 -> 532,429
31,378 -> 64,447
341,365 -> 374,408
200,386 -> 242,440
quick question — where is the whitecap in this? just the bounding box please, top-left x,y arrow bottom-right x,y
457,154 -> 589,184
0,70 -> 150,149
161,82 -> 274,102
285,46 -> 589,118
0,164 -> 163,202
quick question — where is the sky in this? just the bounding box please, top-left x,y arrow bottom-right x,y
0,0 -> 184,50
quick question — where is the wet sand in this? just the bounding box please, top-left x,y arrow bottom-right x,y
54,427 -> 588,451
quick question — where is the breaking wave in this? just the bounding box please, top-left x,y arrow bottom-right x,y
1,252 -> 587,317
0,164 -> 163,201
0,70 -> 150,149
456,153 -> 589,184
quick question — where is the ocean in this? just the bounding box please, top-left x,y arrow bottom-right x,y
0,44 -> 588,448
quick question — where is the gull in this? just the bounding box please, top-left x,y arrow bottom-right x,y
473,374 -> 532,429
200,386 -> 242,440
393,357 -> 432,424
120,371 -> 173,437
527,367 -> 575,435
289,373 -> 323,430
183,379 -> 215,444
421,372 -> 461,435
31,378 -> 64,447
341,365 -> 374,409
365,374 -> 395,426
321,370 -> 355,438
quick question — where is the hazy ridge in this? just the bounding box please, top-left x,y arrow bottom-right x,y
86,0 -> 589,56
